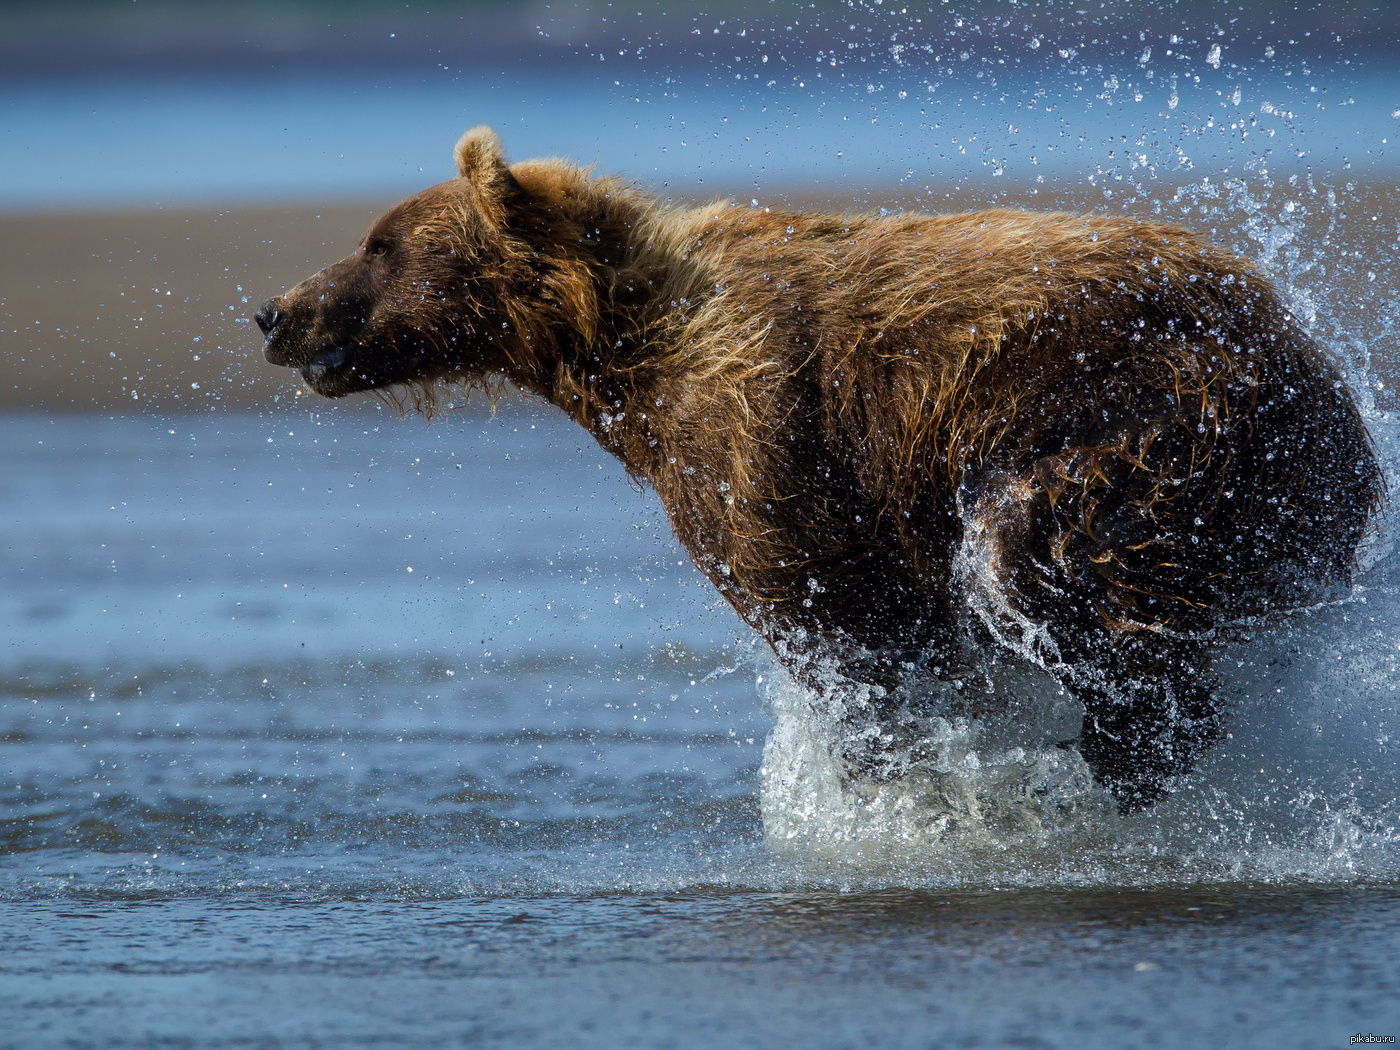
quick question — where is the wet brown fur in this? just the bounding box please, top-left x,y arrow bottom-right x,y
258,127 -> 1384,809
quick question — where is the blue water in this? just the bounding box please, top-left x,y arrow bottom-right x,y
3,62 -> 1398,210
3,406 -> 1400,1047
1,409 -> 758,892
8,887 -> 1400,1048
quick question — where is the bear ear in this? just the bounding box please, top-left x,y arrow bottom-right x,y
455,125 -> 507,181
454,126 -> 523,226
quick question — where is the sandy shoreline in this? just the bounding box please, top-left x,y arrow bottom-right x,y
4,186 -> 1396,413
2,203 -> 389,412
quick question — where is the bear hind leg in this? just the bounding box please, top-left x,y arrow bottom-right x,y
959,463 -> 1225,812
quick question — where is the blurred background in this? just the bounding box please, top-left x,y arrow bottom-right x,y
3,0 -> 1399,410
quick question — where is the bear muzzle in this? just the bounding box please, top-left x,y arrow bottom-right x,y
256,296 -> 356,386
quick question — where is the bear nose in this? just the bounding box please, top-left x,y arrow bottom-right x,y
253,300 -> 283,336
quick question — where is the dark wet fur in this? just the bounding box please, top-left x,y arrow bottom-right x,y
258,128 -> 1385,812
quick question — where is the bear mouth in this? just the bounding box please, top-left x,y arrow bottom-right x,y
273,333 -> 444,400
298,345 -> 374,397
302,346 -> 350,386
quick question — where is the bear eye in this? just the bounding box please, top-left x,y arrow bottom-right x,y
364,240 -> 390,258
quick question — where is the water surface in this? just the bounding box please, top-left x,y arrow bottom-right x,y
3,408 -> 1400,1046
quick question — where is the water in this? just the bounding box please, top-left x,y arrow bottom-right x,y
2,62 -> 1398,210
4,404 -> 1400,1046
8,887 -> 1400,1048
1,409 -> 759,893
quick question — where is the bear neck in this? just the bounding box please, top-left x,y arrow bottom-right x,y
513,186 -> 722,484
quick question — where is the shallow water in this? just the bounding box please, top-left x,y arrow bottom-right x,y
8,886 -> 1400,1048
4,407 -> 1400,1046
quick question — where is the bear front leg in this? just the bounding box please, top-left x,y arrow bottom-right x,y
1073,640 -> 1223,812
825,634 -> 983,784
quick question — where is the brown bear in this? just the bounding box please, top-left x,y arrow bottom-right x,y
256,126 -> 1384,811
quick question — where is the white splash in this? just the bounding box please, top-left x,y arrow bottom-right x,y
758,584 -> 1400,885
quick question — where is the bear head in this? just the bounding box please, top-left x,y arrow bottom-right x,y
255,126 -> 601,401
